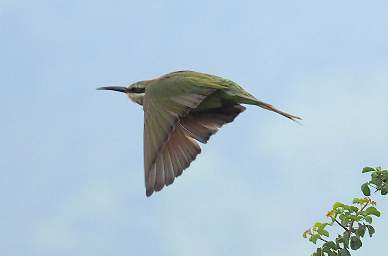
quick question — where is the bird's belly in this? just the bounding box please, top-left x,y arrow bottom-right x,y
195,90 -> 235,112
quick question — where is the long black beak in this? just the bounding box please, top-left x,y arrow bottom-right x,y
96,86 -> 128,93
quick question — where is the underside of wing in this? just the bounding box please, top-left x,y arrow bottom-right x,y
146,124 -> 202,196
144,89 -> 246,196
180,105 -> 246,144
143,77 -> 217,196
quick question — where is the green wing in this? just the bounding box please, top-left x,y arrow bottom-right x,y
142,70 -> 299,196
143,73 -> 248,197
165,71 -> 301,121
143,76 -> 217,197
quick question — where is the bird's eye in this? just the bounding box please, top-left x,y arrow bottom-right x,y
129,87 -> 145,93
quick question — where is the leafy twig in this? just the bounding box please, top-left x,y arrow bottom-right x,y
303,166 -> 387,256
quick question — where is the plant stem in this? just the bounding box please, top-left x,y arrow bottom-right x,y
335,219 -> 350,233
350,201 -> 369,232
319,237 -> 329,243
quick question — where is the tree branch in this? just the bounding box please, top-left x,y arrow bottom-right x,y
319,237 -> 329,243
350,201 -> 369,232
335,219 -> 350,233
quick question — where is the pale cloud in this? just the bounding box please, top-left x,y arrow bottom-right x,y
32,218 -> 78,253
31,179 -> 125,254
3,0 -> 388,255
257,65 -> 388,175
254,65 -> 388,255
150,65 -> 388,256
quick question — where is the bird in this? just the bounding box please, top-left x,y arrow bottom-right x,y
98,70 -> 301,197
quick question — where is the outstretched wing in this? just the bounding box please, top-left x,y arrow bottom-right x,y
179,105 -> 245,144
143,76 -> 219,196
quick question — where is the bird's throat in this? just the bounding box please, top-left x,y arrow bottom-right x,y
128,93 -> 145,105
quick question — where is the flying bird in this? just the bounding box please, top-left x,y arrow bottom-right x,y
98,70 -> 301,197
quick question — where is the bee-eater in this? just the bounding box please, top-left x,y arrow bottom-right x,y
98,70 -> 301,197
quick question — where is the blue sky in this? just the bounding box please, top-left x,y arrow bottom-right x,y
1,0 -> 388,255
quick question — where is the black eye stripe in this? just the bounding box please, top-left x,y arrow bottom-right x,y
129,87 -> 145,93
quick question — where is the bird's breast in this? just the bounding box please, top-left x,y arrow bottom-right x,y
128,93 -> 145,106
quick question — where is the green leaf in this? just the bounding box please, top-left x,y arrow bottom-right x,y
336,236 -> 343,247
333,202 -> 345,209
324,241 -> 338,250
339,248 -> 351,256
350,236 -> 362,250
322,241 -> 339,256
365,207 -> 381,217
321,229 -> 330,237
343,232 -> 350,249
352,198 -> 368,205
364,216 -> 373,224
362,167 -> 375,173
322,245 -> 337,256
356,215 -> 363,221
371,175 -> 383,187
361,183 -> 371,196
349,206 -> 359,212
309,234 -> 319,244
381,184 -> 388,195
313,222 -> 323,229
366,225 -> 375,237
382,171 -> 388,182
356,225 -> 366,238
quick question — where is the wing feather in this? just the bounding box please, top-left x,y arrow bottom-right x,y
180,105 -> 246,144
143,74 -> 247,196
163,149 -> 175,186
143,78 -> 215,196
155,156 -> 165,192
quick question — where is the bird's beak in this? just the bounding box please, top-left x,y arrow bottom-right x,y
96,86 -> 128,93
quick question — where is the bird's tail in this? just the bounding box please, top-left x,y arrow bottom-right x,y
253,99 -> 302,121
232,93 -> 302,121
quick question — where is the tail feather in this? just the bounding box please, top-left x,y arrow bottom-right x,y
253,100 -> 302,121
232,94 -> 301,121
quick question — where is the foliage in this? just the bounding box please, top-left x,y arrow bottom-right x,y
303,167 -> 387,256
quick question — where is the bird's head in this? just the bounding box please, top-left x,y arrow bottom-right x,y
97,81 -> 146,105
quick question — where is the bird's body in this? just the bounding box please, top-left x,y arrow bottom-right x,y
98,70 -> 301,196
